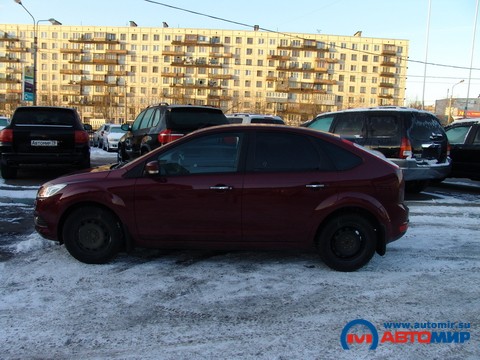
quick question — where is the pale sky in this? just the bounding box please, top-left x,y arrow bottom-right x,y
1,0 -> 479,105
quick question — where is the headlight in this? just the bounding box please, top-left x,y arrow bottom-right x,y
37,183 -> 67,198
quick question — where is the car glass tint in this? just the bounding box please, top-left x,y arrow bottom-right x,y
309,115 -> 334,132
253,132 -> 319,172
157,132 -> 242,175
0,118 -> 8,126
315,139 -> 362,171
446,126 -> 471,144
131,110 -> 147,131
151,109 -> 161,127
332,113 -> 365,137
473,127 -> 480,144
167,108 -> 227,131
368,115 -> 400,138
13,108 -> 75,126
140,108 -> 156,129
408,113 -> 444,142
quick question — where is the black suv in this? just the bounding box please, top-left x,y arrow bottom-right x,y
302,107 -> 451,192
0,106 -> 91,179
118,103 -> 229,162
444,119 -> 480,180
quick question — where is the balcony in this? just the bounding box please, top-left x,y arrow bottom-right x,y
208,73 -> 233,80
380,71 -> 395,77
379,82 -> 395,88
381,46 -> 397,56
5,45 -> 29,52
381,60 -> 396,67
0,56 -> 21,63
162,50 -> 186,56
105,49 -> 128,55
161,72 -> 185,78
60,69 -> 84,75
209,52 -> 233,58
313,79 -> 337,85
60,48 -> 83,54
0,76 -> 21,84
69,36 -> 120,44
267,55 -> 291,61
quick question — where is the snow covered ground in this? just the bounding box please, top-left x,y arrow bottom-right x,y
0,149 -> 479,359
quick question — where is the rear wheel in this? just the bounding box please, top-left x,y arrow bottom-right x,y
1,164 -> 17,179
317,214 -> 376,272
62,206 -> 123,264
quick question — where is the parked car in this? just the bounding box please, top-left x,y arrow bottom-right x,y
226,113 -> 285,125
0,106 -> 91,179
92,124 -> 107,148
117,103 -> 229,162
102,124 -> 126,152
34,124 -> 409,272
444,118 -> 480,180
302,106 -> 451,193
0,116 -> 9,130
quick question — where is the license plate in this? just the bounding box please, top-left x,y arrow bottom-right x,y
31,140 -> 58,146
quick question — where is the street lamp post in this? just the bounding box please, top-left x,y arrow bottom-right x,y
14,0 -> 61,106
448,80 -> 465,123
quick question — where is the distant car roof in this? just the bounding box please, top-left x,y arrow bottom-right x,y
448,118 -> 480,126
314,106 -> 436,118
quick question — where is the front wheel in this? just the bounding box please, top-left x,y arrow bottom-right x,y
317,214 -> 376,272
62,206 -> 123,264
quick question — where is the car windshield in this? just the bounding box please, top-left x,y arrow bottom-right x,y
110,127 -> 126,133
167,108 -> 227,131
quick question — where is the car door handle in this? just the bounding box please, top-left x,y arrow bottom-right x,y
210,185 -> 233,191
306,183 -> 326,189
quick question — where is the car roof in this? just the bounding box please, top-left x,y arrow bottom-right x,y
315,106 -> 435,118
448,118 -> 480,126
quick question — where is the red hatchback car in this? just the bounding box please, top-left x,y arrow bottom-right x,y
34,125 -> 409,271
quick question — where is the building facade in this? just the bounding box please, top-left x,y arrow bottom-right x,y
0,24 -> 408,126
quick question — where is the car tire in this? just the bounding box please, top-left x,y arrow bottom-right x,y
317,214 -> 376,272
1,164 -> 17,179
405,180 -> 429,193
62,206 -> 123,264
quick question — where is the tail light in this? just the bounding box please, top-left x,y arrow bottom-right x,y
158,129 -> 184,145
399,137 -> 412,159
446,143 -> 451,157
75,130 -> 90,144
0,129 -> 13,143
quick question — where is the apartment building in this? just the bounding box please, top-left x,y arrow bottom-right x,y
0,24 -> 408,126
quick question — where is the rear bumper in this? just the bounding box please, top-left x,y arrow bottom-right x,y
391,157 -> 452,181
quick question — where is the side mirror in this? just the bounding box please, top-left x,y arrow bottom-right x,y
145,160 -> 160,175
121,123 -> 130,131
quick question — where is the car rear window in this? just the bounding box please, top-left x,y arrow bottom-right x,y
167,108 -> 228,131
407,112 -> 445,142
13,108 -> 76,126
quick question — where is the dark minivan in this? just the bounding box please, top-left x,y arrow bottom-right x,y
117,103 -> 228,162
0,106 -> 91,179
303,107 -> 451,192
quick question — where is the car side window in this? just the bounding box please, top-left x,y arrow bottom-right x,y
151,109 -> 161,127
140,108 -> 156,129
131,110 -> 147,131
156,132 -> 242,175
474,127 -> 480,144
368,115 -> 400,138
308,116 -> 334,132
252,132 -> 320,172
332,113 -> 365,137
445,126 -> 471,144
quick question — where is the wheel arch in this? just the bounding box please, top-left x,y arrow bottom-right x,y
57,201 -> 133,252
314,206 -> 386,255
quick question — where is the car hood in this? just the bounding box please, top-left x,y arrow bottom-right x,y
43,163 -> 125,186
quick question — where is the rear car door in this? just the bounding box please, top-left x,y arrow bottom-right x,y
132,131 -> 244,245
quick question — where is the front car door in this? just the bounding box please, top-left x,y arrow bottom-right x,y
132,131 -> 245,247
446,123 -> 480,179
